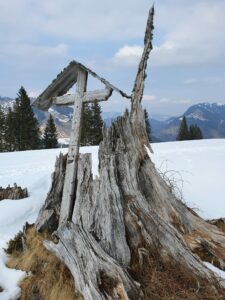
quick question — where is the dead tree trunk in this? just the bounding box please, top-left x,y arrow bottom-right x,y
37,6 -> 225,299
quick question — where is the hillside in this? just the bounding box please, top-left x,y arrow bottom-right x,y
152,103 -> 225,141
1,97 -> 225,142
0,139 -> 225,298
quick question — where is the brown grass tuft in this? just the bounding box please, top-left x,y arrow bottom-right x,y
7,226 -> 83,300
129,246 -> 225,300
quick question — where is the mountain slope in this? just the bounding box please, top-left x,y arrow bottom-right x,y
1,97 -> 225,142
151,103 -> 225,141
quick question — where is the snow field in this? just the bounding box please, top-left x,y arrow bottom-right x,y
0,140 -> 224,298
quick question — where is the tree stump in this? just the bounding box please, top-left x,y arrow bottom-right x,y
36,6 -> 225,299
0,184 -> 28,201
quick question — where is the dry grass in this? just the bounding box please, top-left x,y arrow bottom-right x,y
7,226 -> 83,300
6,225 -> 225,299
129,246 -> 225,300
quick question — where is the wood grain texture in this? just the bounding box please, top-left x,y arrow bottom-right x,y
37,6 -> 225,299
53,88 -> 113,106
59,69 -> 88,224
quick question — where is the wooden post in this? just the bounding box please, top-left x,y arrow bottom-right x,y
59,69 -> 88,224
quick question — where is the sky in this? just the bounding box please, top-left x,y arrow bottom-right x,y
1,0 -> 225,117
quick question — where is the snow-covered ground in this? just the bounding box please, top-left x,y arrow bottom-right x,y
0,139 -> 224,299
152,139 -> 225,219
0,147 -> 99,300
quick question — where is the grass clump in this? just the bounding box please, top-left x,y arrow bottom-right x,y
129,246 -> 225,300
4,231 -> 24,255
7,225 -> 83,300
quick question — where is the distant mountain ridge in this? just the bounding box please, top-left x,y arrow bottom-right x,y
1,97 -> 225,142
152,103 -> 225,141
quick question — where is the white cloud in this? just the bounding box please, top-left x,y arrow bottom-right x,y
0,43 -> 69,70
0,0 -> 152,42
143,95 -> 156,101
27,90 -> 40,98
113,45 -> 143,67
183,78 -> 199,85
158,98 -> 192,105
150,1 -> 225,67
110,0 -> 225,68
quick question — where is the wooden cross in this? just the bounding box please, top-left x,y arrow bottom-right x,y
55,70 -> 112,223
32,61 -> 130,225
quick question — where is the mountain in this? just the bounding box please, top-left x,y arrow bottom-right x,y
0,96 -> 14,111
151,103 -> 225,141
1,97 -> 225,142
0,96 -> 73,140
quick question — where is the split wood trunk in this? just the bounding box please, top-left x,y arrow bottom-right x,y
36,6 -> 225,299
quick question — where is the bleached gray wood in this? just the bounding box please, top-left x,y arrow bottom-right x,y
59,69 -> 88,224
32,61 -> 129,111
38,5 -> 225,300
53,88 -> 113,106
82,88 -> 113,103
36,152 -> 67,232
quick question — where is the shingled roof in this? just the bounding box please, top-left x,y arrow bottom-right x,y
32,60 -> 131,111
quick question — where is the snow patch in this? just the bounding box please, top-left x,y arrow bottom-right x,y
204,262 -> 225,280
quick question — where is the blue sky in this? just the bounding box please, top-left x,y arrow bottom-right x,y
1,0 -> 225,116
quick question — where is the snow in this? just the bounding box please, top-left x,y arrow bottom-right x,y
58,138 -> 70,145
150,139 -> 225,219
204,262 -> 225,280
0,146 -> 99,300
0,139 -> 225,298
186,110 -> 206,121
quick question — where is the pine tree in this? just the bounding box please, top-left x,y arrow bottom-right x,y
80,101 -> 104,146
43,114 -> 58,149
16,87 -> 40,150
189,125 -> 203,140
144,109 -> 152,142
80,103 -> 93,146
0,105 -> 5,151
12,99 -> 21,150
90,101 -> 103,145
5,107 -> 15,151
176,116 -> 189,141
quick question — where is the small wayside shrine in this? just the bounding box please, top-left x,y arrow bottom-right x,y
33,60 -> 131,225
34,6 -> 225,300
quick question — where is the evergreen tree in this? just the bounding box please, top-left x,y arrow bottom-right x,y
80,102 -> 103,146
90,101 -> 103,145
176,116 -> 189,141
43,114 -> 58,149
15,87 -> 40,150
144,109 -> 152,142
4,108 -> 15,151
80,103 -> 92,146
12,99 -> 21,150
0,105 -> 5,151
189,125 -> 203,140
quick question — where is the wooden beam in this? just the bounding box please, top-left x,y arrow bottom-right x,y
53,88 -> 113,106
59,69 -> 88,224
52,94 -> 76,106
83,88 -> 113,103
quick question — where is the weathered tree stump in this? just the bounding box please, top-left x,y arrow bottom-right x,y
0,184 -> 28,201
36,6 -> 225,299
36,152 -> 67,232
